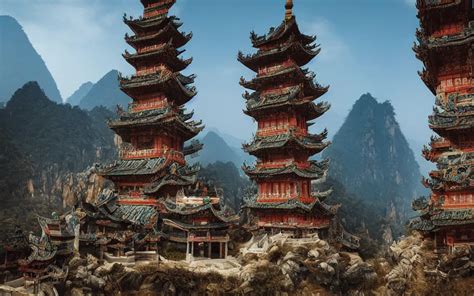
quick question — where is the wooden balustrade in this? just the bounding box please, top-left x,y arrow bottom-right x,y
130,100 -> 167,112
256,126 -> 307,137
188,233 -> 229,242
120,148 -> 184,163
137,43 -> 166,54
256,160 -> 310,169
431,139 -> 451,149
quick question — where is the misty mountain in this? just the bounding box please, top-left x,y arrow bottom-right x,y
195,128 -> 255,168
0,81 -> 116,236
0,82 -> 116,173
0,15 -> 62,103
67,81 -> 94,106
191,131 -> 242,168
207,127 -> 245,150
323,93 -> 425,241
78,70 -> 131,111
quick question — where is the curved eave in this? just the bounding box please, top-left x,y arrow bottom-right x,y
125,23 -> 192,49
243,133 -> 331,157
99,158 -> 168,177
183,140 -> 203,156
240,66 -> 306,90
429,113 -> 474,134
120,73 -> 197,104
124,14 -> 178,34
243,198 -> 338,217
123,46 -> 192,72
312,188 -> 333,202
143,171 -> 197,194
303,78 -> 330,98
110,115 -> 204,141
243,160 -> 329,180
144,164 -> 197,194
238,42 -> 320,72
417,28 -> 473,52
124,15 -> 167,34
163,202 -> 211,216
417,68 -> 437,95
250,17 -> 315,48
245,100 -> 330,121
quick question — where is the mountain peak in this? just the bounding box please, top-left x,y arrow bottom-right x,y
353,93 -> 378,108
0,16 -> 62,103
78,70 -> 130,111
323,93 -> 424,239
191,131 -> 243,167
6,81 -> 51,109
66,81 -> 94,106
0,15 -> 21,28
105,69 -> 119,76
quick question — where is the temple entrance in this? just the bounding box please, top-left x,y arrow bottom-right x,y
187,241 -> 228,260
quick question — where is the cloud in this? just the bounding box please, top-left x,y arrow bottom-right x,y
302,19 -> 350,63
404,0 -> 416,6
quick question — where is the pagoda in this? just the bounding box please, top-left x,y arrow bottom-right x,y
91,0 -> 237,260
238,0 -> 338,238
410,0 -> 474,253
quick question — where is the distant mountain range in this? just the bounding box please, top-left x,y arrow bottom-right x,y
0,15 -> 62,103
77,70 -> 131,111
323,93 -> 426,241
66,81 -> 94,106
190,129 -> 254,171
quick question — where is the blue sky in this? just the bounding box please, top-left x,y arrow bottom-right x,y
0,0 -> 433,169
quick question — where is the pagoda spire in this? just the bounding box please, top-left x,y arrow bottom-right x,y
285,0 -> 294,21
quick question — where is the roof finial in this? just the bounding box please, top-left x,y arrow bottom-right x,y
285,0 -> 293,21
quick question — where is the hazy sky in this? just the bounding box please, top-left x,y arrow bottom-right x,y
0,0 -> 434,161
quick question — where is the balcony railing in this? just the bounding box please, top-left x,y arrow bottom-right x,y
129,99 -> 167,112
256,126 -> 307,137
431,138 -> 451,149
120,148 -> 184,163
256,160 -> 310,170
188,233 -> 229,242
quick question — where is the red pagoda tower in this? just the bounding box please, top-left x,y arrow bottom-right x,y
93,0 -> 237,260
410,0 -> 474,253
102,0 -> 203,207
239,0 -> 338,238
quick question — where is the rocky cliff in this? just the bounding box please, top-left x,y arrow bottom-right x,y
323,93 -> 425,242
0,82 -> 116,235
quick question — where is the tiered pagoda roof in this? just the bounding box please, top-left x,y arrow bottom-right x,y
98,0 -> 203,200
109,107 -> 203,140
122,46 -> 192,71
243,129 -> 329,156
238,0 -> 339,236
82,2 -> 245,260
243,159 -> 329,180
410,0 -> 474,250
243,86 -> 330,119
